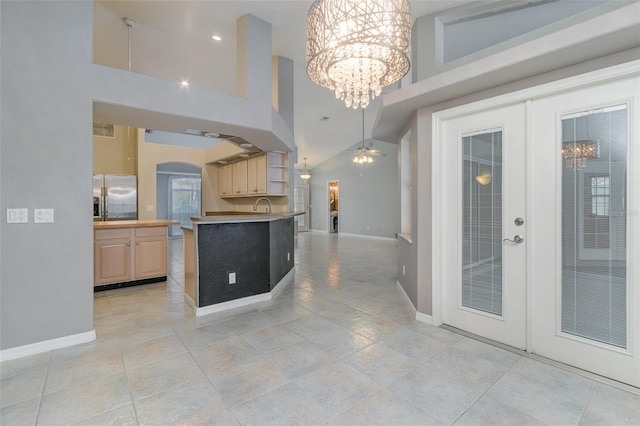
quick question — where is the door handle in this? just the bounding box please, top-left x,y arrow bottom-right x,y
503,235 -> 524,244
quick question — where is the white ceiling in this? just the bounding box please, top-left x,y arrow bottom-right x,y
96,0 -> 475,169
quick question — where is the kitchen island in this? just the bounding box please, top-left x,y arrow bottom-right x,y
94,219 -> 178,291
183,213 -> 296,316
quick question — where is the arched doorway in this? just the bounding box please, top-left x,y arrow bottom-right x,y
156,162 -> 202,237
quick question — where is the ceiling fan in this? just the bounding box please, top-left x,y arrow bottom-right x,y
352,109 -> 386,165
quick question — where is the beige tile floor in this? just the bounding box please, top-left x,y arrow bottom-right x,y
1,232 -> 639,425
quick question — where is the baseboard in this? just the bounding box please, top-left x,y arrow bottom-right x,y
395,280 -> 416,315
271,268 -> 295,298
416,311 -> 435,325
337,232 -> 397,242
184,293 -> 196,310
194,267 -> 295,317
195,293 -> 271,316
0,329 -> 96,362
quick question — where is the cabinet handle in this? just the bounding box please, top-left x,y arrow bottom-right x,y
127,241 -> 130,246
136,241 -> 140,246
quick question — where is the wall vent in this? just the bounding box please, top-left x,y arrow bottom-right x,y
93,122 -> 115,138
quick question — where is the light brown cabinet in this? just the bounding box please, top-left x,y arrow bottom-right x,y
218,152 -> 288,198
218,164 -> 233,197
232,161 -> 248,195
247,155 -> 267,195
94,226 -> 168,286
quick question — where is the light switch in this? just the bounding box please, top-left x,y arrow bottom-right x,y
7,208 -> 28,223
34,208 -> 54,223
229,272 -> 236,284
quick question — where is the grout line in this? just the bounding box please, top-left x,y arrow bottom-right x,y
440,324 -> 640,395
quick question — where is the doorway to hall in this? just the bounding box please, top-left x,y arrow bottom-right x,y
435,69 -> 638,387
328,180 -> 339,233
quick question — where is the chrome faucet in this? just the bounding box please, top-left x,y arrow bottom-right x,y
252,197 -> 272,214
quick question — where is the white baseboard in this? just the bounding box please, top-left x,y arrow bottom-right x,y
395,281 -> 435,325
195,269 -> 295,317
195,293 -> 271,316
416,311 -> 435,325
337,232 -> 397,242
0,329 -> 96,362
271,268 -> 294,298
396,280 -> 416,315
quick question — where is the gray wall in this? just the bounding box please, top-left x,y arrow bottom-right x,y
443,0 -> 607,63
309,140 -> 399,239
1,1 -> 95,349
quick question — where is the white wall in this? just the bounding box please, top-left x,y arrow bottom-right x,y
309,141 -> 399,239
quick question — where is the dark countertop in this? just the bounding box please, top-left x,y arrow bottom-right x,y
189,211 -> 304,225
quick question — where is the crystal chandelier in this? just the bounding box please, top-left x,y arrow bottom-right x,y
561,140 -> 600,170
306,0 -> 412,109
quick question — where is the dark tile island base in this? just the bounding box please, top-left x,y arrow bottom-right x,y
183,213 -> 296,316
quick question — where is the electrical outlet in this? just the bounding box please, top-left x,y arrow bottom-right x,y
229,272 -> 236,284
146,205 -> 154,212
34,208 -> 54,223
7,208 -> 28,223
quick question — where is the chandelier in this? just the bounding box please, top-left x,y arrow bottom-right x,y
300,158 -> 312,180
561,140 -> 600,170
306,0 -> 412,109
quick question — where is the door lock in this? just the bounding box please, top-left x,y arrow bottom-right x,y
514,217 -> 524,226
503,235 -> 524,244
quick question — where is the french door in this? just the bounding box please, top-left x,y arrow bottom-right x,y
438,71 -> 639,387
441,103 -> 528,350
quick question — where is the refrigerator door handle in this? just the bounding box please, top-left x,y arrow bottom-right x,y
103,188 -> 107,220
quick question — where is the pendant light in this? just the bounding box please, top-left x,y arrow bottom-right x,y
300,158 -> 311,180
306,0 -> 412,109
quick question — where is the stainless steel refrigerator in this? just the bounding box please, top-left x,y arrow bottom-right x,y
93,174 -> 138,221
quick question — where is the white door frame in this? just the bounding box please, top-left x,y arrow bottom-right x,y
432,60 -> 639,385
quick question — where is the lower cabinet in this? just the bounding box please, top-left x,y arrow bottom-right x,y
94,226 -> 168,286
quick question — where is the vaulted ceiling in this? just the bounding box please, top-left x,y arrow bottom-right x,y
95,0 -> 474,169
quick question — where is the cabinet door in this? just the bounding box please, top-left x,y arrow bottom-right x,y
247,155 -> 267,195
134,227 -> 167,279
218,164 -> 233,197
94,238 -> 131,285
232,160 -> 248,195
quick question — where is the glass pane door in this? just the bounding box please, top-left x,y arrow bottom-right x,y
294,184 -> 309,232
560,105 -> 627,348
462,130 -> 503,316
169,175 -> 201,237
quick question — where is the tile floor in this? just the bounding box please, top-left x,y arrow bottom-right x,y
1,232 -> 639,425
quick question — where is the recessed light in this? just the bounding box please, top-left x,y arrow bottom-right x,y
181,80 -> 189,87
203,132 -> 220,138
238,153 -> 249,158
218,160 -> 227,164
212,35 -> 222,41
240,143 -> 253,148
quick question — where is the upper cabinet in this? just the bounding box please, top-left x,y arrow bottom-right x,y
218,164 -> 233,197
247,155 -> 267,195
218,152 -> 288,198
232,161 -> 248,196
